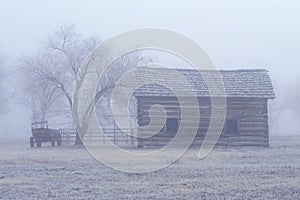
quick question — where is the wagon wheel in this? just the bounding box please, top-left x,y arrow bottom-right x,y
51,137 -> 56,146
30,137 -> 35,148
36,141 -> 42,147
57,133 -> 62,146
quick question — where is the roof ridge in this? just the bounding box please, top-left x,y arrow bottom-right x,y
138,67 -> 269,72
134,66 -> 275,99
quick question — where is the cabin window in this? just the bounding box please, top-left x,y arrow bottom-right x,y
166,118 -> 179,133
225,119 -> 239,134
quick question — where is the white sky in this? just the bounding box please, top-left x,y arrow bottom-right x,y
0,0 -> 299,78
0,0 -> 300,137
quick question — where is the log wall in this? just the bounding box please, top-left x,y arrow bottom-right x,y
136,96 -> 269,147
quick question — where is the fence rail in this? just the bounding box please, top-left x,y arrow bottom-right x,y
60,128 -> 138,147
45,116 -> 139,147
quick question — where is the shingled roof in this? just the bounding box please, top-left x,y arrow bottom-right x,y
133,68 -> 275,99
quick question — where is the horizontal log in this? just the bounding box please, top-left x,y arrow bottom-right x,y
138,108 -> 267,115
137,97 -> 267,105
140,140 -> 269,147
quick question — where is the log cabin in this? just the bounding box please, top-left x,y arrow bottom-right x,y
134,68 -> 275,147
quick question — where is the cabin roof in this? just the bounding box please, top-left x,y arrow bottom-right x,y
133,68 -> 275,99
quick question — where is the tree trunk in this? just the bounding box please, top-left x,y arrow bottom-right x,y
74,132 -> 83,145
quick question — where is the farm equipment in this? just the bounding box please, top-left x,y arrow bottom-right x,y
30,121 -> 62,147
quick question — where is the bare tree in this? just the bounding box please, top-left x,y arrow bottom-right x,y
73,50 -> 147,144
20,25 -> 147,145
19,25 -> 97,143
268,77 -> 300,134
269,98 -> 284,133
0,52 -> 11,115
19,57 -> 60,122
45,25 -> 98,111
282,78 -> 300,118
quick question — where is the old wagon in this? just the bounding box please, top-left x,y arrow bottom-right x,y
29,121 -> 62,147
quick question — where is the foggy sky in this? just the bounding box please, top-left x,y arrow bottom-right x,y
0,0 -> 300,138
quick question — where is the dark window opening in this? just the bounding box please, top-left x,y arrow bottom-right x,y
225,119 -> 239,134
166,118 -> 179,133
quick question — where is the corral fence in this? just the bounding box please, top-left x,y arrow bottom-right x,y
53,119 -> 139,147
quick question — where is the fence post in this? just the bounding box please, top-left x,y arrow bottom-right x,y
102,128 -> 105,147
130,120 -> 134,146
113,121 -> 116,144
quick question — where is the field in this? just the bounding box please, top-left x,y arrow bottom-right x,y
0,136 -> 299,199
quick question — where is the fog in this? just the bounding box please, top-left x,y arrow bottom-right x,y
0,0 -> 300,138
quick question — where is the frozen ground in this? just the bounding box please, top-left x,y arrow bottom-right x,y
0,136 -> 299,199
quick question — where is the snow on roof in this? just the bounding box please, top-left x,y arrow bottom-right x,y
133,68 -> 275,99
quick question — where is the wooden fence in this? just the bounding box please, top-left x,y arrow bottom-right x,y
60,127 -> 138,147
